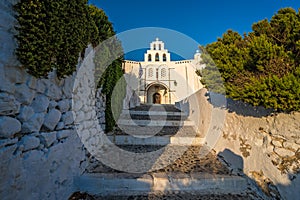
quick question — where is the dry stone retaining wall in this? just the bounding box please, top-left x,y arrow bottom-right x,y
215,109 -> 300,200
96,88 -> 106,131
0,1 -> 144,198
0,1 -> 106,199
178,88 -> 300,200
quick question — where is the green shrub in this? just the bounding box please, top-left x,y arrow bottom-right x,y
88,5 -> 125,132
15,1 -> 125,131
14,0 -> 98,78
200,8 -> 300,112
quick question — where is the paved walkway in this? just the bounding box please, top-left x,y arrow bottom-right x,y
87,145 -> 229,175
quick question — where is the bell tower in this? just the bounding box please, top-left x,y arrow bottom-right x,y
144,38 -> 171,62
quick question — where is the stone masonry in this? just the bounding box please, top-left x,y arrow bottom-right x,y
0,1 -> 106,199
177,88 -> 300,200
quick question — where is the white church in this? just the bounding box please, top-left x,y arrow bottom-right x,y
122,38 -> 204,104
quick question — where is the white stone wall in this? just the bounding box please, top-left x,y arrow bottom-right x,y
122,84 -> 140,110
177,88 -> 300,200
0,1 -> 106,199
215,107 -> 300,200
96,88 -> 106,130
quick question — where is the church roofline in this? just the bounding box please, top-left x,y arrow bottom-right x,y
123,59 -> 194,63
123,39 -> 200,63
123,60 -> 140,64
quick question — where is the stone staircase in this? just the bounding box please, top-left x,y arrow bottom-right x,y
109,104 -> 203,146
74,104 -> 264,199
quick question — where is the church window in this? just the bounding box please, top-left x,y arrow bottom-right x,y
161,68 -> 166,78
155,53 -> 159,61
156,68 -> 159,79
163,54 -> 167,61
148,54 -> 152,61
153,44 -> 156,50
148,68 -> 153,78
159,44 -> 161,50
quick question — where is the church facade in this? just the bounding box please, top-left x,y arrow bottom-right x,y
122,38 -> 204,104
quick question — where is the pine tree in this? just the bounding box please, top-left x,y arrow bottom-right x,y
199,8 -> 300,111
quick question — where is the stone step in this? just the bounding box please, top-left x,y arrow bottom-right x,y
130,104 -> 182,112
74,173 -> 249,197
117,119 -> 195,127
119,113 -> 188,121
113,125 -> 201,137
122,110 -> 186,116
107,135 -> 205,146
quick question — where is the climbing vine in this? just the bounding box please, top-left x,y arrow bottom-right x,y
89,5 -> 125,132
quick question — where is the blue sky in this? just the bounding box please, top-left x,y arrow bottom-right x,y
88,0 -> 299,60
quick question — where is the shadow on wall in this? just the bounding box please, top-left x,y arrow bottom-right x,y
122,73 -> 141,110
275,175 -> 300,200
218,149 -> 300,200
177,88 -> 274,119
174,88 -> 299,199
175,99 -> 190,116
206,91 -> 274,118
217,149 -> 244,173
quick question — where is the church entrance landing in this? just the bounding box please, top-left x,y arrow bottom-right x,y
146,83 -> 169,104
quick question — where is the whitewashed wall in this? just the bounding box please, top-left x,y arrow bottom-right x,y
177,88 -> 300,200
0,1 -> 106,199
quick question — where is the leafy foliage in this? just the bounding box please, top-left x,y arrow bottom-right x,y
89,5 -> 125,132
14,0 -> 99,78
199,8 -> 300,111
15,2 -> 125,131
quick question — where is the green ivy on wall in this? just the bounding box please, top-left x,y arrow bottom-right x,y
14,0 -> 99,78
89,5 -> 125,132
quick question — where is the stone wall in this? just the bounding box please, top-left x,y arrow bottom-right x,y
215,106 -> 300,200
122,84 -> 140,110
96,88 -> 106,131
0,1 -> 106,199
177,88 -> 300,200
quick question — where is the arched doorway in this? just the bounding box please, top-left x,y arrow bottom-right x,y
146,83 -> 169,104
153,93 -> 161,104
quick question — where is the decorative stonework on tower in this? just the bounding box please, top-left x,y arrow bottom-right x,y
123,38 -> 204,104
